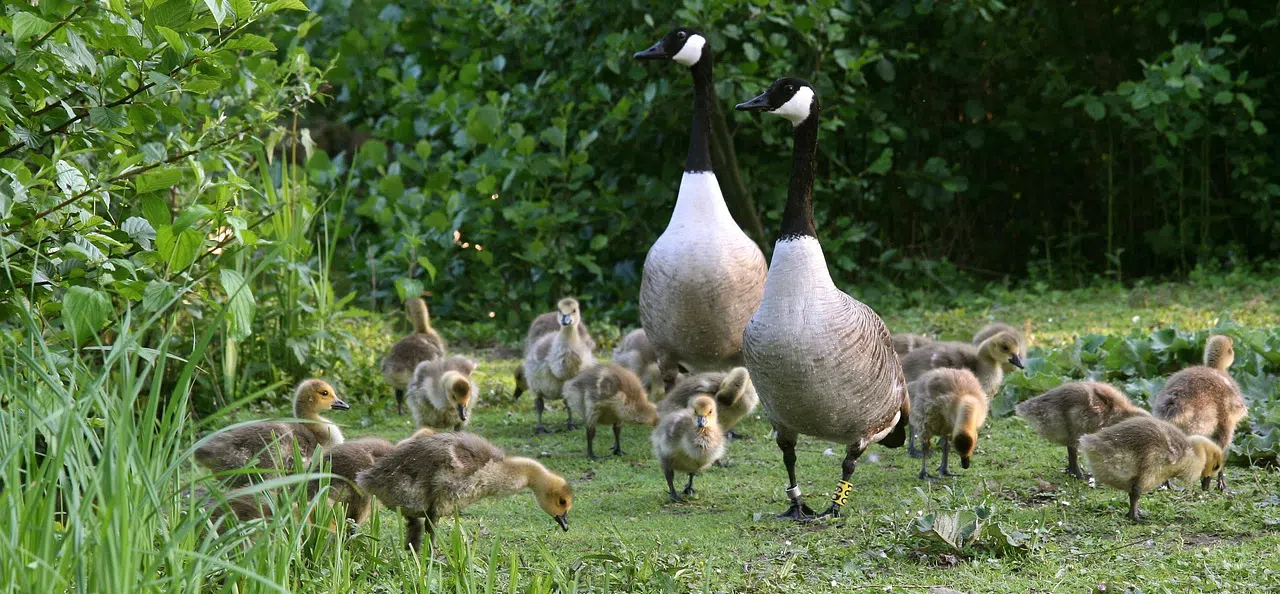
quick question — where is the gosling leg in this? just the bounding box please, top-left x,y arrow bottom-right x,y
683,474 -> 696,497
395,388 -> 405,416
663,460 -> 681,503
585,425 -> 599,460
611,423 -> 624,456
534,396 -> 553,434
939,440 -> 959,477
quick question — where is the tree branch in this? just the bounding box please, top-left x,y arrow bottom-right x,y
0,5 -> 86,78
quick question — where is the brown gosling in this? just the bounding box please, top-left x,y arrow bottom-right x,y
1151,335 -> 1247,491
315,436 -> 396,526
972,322 -> 1028,372
892,333 -> 934,356
381,298 -> 447,414
1015,381 -> 1150,479
901,331 -> 1021,456
522,298 -> 595,434
657,367 -> 758,438
356,431 -> 573,552
194,379 -> 349,485
651,395 -> 725,502
908,368 -> 989,480
406,356 -> 478,431
564,364 -> 659,459
613,328 -> 663,400
1080,416 -> 1224,521
513,306 -> 596,400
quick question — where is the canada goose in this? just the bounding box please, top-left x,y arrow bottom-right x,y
633,28 -> 768,389
564,363 -> 659,459
1151,335 -> 1247,491
522,298 -> 595,433
736,78 -> 910,519
651,395 -> 725,502
909,368 -> 989,479
973,322 -> 1028,372
1080,416 -> 1224,521
892,333 -> 933,356
316,436 -> 396,526
194,379 -> 349,485
613,328 -> 663,400
1015,381 -> 1150,479
382,298 -> 447,414
657,367 -> 758,436
513,309 -> 596,400
356,431 -> 573,551
406,356 -> 478,432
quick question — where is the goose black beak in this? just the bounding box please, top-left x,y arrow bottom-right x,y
559,314 -> 573,326
735,92 -> 771,112
554,513 -> 569,531
695,415 -> 707,428
961,456 -> 971,469
633,40 -> 668,60
1009,354 -> 1025,369
331,398 -> 350,411
457,405 -> 468,422
1201,476 -> 1212,491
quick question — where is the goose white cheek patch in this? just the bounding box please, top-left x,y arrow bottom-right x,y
672,34 -> 706,66
771,87 -> 815,125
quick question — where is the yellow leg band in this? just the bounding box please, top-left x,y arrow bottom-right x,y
831,480 -> 853,506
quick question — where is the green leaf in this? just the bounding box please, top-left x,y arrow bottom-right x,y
135,167 -> 182,193
1237,93 -> 1256,117
1084,99 -> 1106,121
155,226 -> 204,272
414,140 -> 433,160
224,34 -> 276,52
156,26 -> 187,53
148,1 -> 194,29
875,59 -> 896,82
141,196 -> 172,226
395,277 -> 425,302
203,0 -> 228,25
143,279 -> 177,312
1213,90 -> 1234,105
55,161 -> 88,198
219,269 -> 256,340
1251,120 -> 1267,136
1204,12 -> 1223,28
515,135 -> 536,156
465,105 -> 502,145
230,0 -> 253,19
476,175 -> 496,195
266,0 -> 310,12
90,107 -> 129,129
590,234 -> 608,251
12,13 -> 52,43
122,217 -> 156,249
867,148 -> 894,175
742,42 -> 760,62
63,286 -> 112,344
416,256 -> 437,281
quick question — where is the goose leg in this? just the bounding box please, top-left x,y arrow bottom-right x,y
612,423 -> 624,456
585,425 -> 599,460
565,405 -> 577,431
775,430 -> 815,520
1127,482 -> 1145,522
907,431 -> 922,459
939,440 -> 959,477
683,474 -> 696,497
725,430 -> 750,441
663,460 -> 682,503
1066,444 -> 1085,479
395,389 -> 405,415
405,516 -> 424,552
534,396 -> 553,434
818,444 -> 864,518
918,434 -> 937,480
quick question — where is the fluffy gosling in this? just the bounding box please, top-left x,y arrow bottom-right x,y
909,368 -> 989,479
613,328 -> 663,400
1015,381 -> 1149,479
892,333 -> 934,356
657,367 -> 758,438
513,306 -> 596,400
972,322 -> 1028,372
1151,335 -> 1247,491
651,395 -> 725,502
406,356 -> 478,431
381,298 -> 447,414
564,363 -> 659,459
522,298 -> 595,433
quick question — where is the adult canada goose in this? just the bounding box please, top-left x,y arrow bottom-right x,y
513,308 -> 596,400
406,356 -> 478,432
1151,335 -> 1247,491
382,298 -> 446,414
522,298 -> 595,433
1015,381 -> 1150,479
735,78 -> 910,519
1080,416 -> 1224,521
194,379 -> 349,485
356,431 -> 573,551
633,27 -> 768,388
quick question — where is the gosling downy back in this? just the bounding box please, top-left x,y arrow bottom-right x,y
908,368 -> 988,472
407,356 -> 478,431
1015,381 -> 1149,447
892,333 -> 934,356
657,367 -> 758,431
1079,416 -> 1224,519
633,27 -> 768,382
1151,335 -> 1245,490
317,436 -> 395,525
564,363 -> 658,427
613,329 -> 662,399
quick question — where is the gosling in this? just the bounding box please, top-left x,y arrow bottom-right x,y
1080,416 -> 1224,521
356,431 -> 573,551
316,436 -> 395,526
1015,381 -> 1150,479
522,298 -> 595,433
892,333 -> 934,356
563,363 -> 659,459
513,305 -> 596,400
406,356 -> 478,431
194,379 -> 349,485
972,322 -> 1028,372
1151,335 -> 1247,491
901,331 -> 1021,456
909,368 -> 989,479
381,298 -> 447,414
613,328 -> 663,400
651,395 -> 725,502
657,367 -> 758,438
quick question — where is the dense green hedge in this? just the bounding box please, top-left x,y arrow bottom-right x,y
297,0 -> 1278,325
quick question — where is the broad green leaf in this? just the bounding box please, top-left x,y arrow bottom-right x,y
12,13 -> 52,43
135,167 -> 182,193
55,161 -> 88,198
141,196 -> 172,226
90,107 -> 129,129
156,26 -> 187,53
875,59 -> 896,82
1251,120 -> 1267,136
148,0 -> 194,29
63,286 -> 112,344
224,34 -> 276,52
1083,99 -> 1105,121
155,225 -> 204,272
465,105 -> 502,145
417,256 -> 437,281
203,0 -> 228,25
867,148 -> 894,175
266,0 -> 310,12
230,0 -> 253,19
219,269 -> 256,340
515,135 -> 536,156
142,279 -> 177,312
122,217 -> 157,249
395,277 -> 425,302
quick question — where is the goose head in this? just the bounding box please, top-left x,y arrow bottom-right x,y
1204,335 -> 1234,371
532,471 -> 574,532
295,379 -> 349,414
442,371 -> 473,423
633,27 -> 707,67
1189,436 -> 1224,491
735,77 -> 817,125
978,331 -> 1024,370
556,298 -> 580,328
692,395 -> 717,429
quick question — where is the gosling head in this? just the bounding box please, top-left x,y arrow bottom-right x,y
295,379 -> 349,413
692,395 -> 717,429
952,432 -> 977,469
633,27 -> 707,67
735,77 -> 817,126
979,331 -> 1024,370
533,472 -> 574,532
441,371 -> 473,423
556,298 -> 580,328
1189,436 -> 1225,491
1204,335 -> 1235,371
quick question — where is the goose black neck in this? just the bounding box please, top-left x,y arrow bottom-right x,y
685,51 -> 714,173
780,104 -> 819,240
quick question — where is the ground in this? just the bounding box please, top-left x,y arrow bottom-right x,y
259,278 -> 1280,592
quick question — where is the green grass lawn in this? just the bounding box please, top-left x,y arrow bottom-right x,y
279,278 -> 1280,593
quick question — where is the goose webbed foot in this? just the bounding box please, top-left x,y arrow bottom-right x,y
777,501 -> 816,521
918,470 -> 939,481
534,424 -> 555,435
725,430 -> 750,441
1065,467 -> 1087,480
611,447 -> 625,456
564,421 -> 578,431
940,468 -> 960,478
668,493 -> 685,503
713,458 -> 731,468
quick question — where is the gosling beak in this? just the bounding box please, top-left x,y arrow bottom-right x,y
331,398 -> 350,411
633,40 -> 668,61
961,457 -> 971,469
554,513 -> 569,531
456,405 -> 468,422
695,415 -> 707,428
1201,476 -> 1212,491
735,92 -> 771,112
1009,354 -> 1025,369
559,314 -> 573,326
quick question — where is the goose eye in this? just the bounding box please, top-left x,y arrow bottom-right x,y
785,85 -> 794,93
320,390 -> 329,396
677,31 -> 686,39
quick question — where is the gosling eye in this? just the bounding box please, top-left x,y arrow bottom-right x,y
320,390 -> 329,396
558,498 -> 567,506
